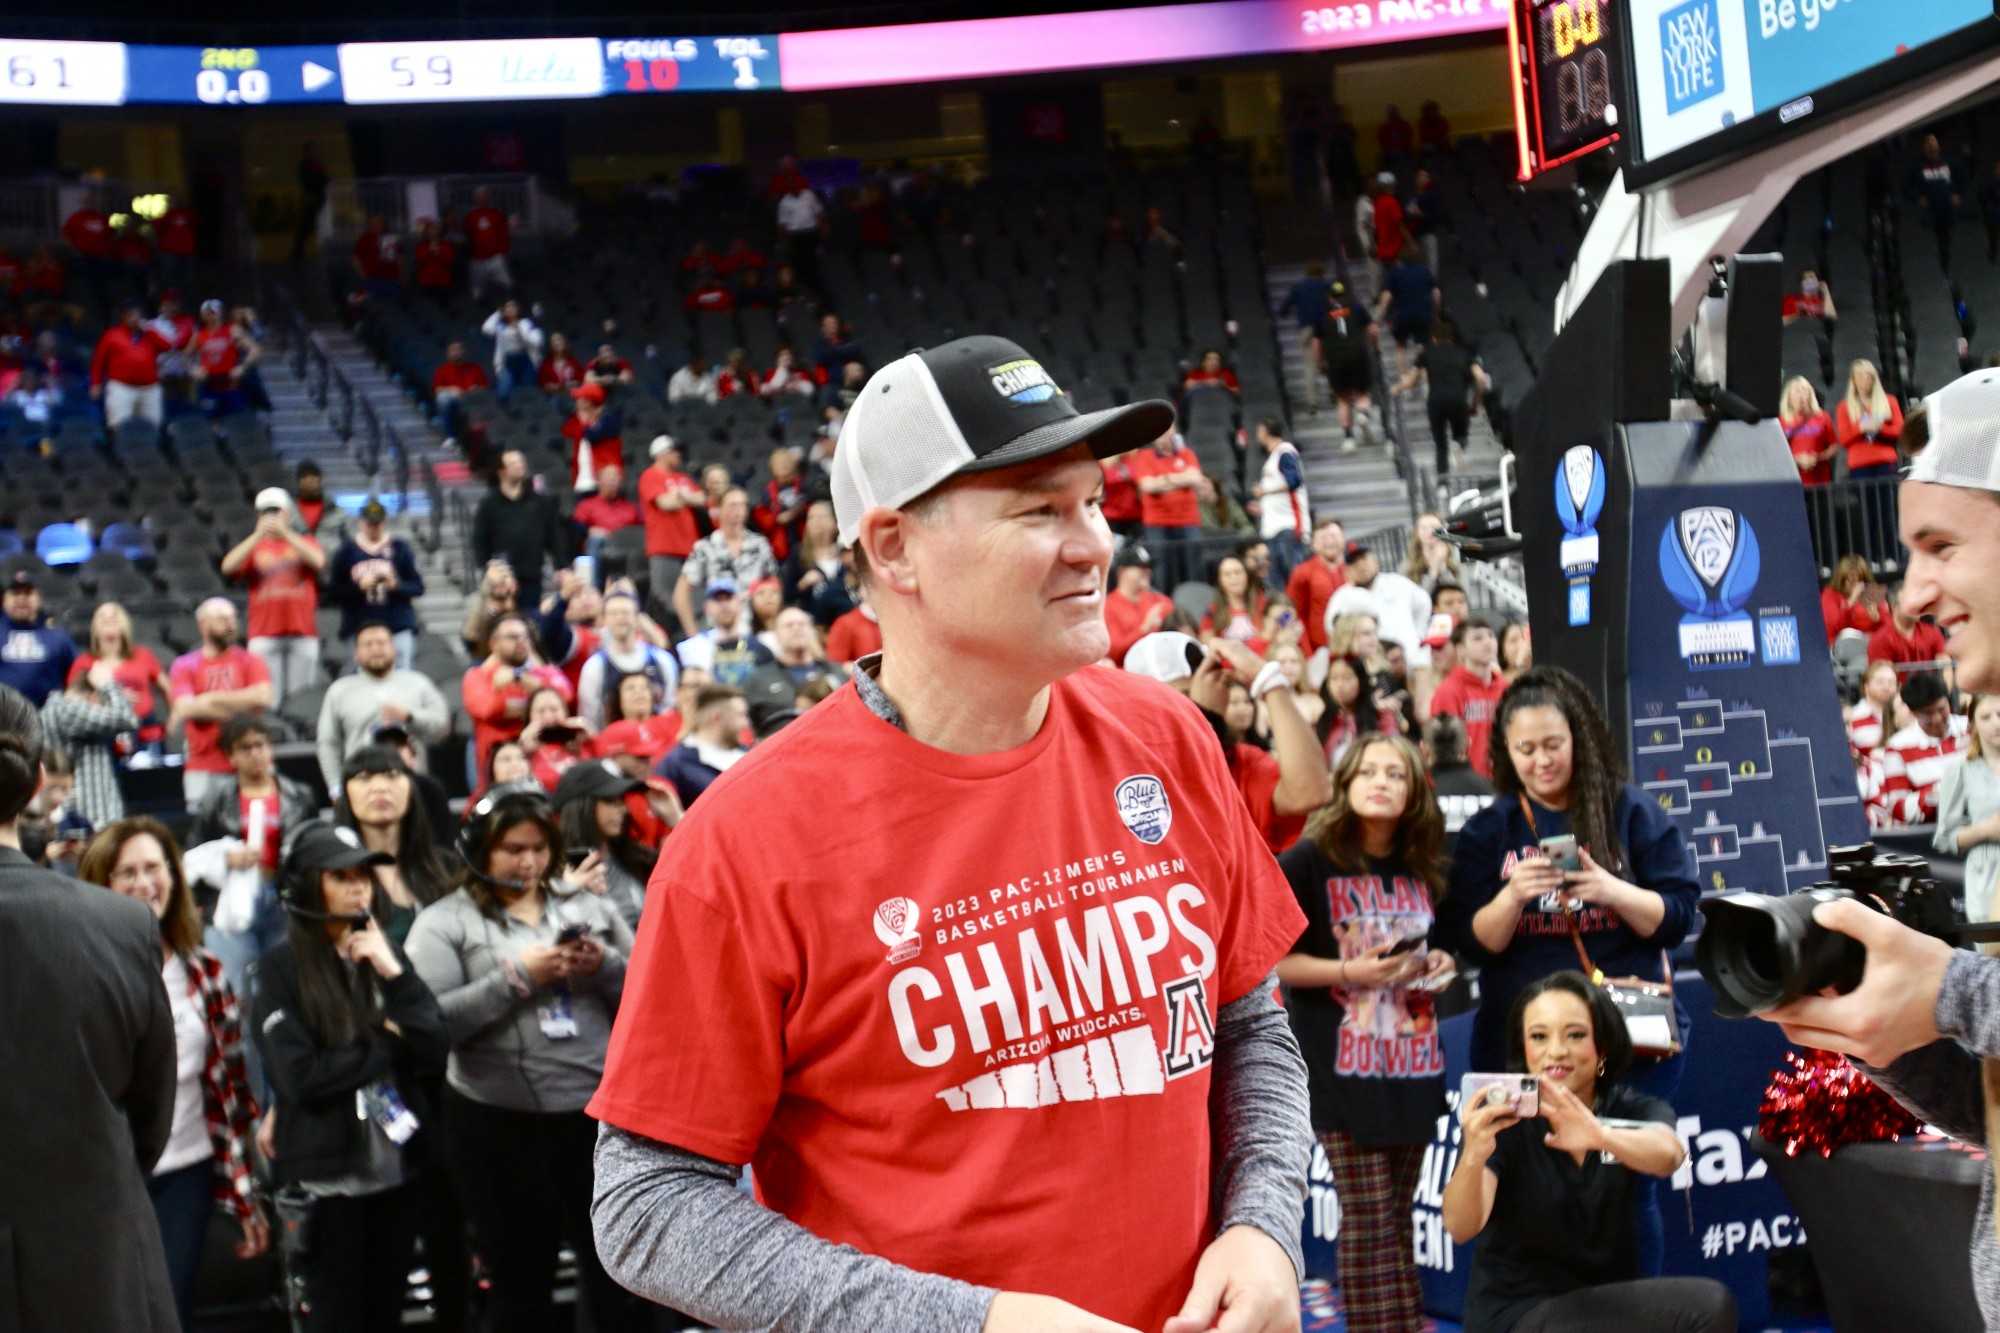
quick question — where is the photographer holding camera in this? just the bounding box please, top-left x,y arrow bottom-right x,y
1755,371 -> 2000,1325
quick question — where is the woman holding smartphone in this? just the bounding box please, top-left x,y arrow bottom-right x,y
1433,666 -> 1700,1088
1278,734 -> 1454,1333
252,824 -> 448,1330
404,782 -> 639,1332
1443,972 -> 1733,1333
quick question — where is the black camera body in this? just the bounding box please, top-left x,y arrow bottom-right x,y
1696,843 -> 1953,1019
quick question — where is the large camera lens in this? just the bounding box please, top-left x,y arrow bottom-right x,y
1697,888 -> 1870,1019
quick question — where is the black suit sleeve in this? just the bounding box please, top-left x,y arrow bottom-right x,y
123,910 -> 178,1173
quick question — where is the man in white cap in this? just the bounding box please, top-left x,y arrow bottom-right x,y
220,487 -> 326,705
1756,370 -> 2000,1323
637,434 -> 703,623
1124,630 -> 1333,854
593,335 -> 1312,1333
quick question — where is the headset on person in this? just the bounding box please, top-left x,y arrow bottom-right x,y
278,833 -> 374,928
456,781 -> 563,896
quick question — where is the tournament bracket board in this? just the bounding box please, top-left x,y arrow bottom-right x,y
1608,423 -> 1867,898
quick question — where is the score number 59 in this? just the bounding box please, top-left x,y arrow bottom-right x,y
392,54 -> 453,87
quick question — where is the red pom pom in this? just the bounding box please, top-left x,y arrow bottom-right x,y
1758,1048 -> 1920,1157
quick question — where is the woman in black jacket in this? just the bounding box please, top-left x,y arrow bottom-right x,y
252,823 -> 448,1331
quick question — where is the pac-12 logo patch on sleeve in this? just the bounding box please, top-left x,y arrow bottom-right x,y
1114,774 -> 1172,845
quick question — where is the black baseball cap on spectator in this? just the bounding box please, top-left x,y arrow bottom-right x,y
1114,544 -> 1153,571
359,498 -> 388,522
830,334 -> 1175,545
553,758 -> 645,807
6,571 -> 36,591
370,722 -> 412,748
341,744 -> 410,783
1345,540 -> 1373,565
287,823 -> 394,878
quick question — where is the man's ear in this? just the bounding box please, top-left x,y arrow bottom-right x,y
857,508 -> 923,598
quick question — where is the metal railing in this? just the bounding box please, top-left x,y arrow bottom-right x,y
1800,475 -> 1906,578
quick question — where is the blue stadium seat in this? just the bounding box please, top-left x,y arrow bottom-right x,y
34,522 -> 94,568
99,522 -> 157,565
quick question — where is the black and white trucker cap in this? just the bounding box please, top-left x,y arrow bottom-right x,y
830,335 -> 1176,546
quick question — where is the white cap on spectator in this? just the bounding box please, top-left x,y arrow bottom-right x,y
649,434 -> 679,459
1124,632 -> 1204,685
830,334 -> 1173,547
253,487 -> 292,516
1913,369 -> 2000,492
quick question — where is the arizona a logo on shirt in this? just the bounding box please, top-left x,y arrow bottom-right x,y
1114,774 -> 1172,845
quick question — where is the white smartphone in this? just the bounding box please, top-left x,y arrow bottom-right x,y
1460,1072 -> 1539,1120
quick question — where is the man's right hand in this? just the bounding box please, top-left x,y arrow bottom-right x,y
982,1292 -> 1140,1333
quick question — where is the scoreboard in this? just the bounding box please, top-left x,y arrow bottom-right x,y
1509,0 -> 1625,178
0,0 -> 1500,106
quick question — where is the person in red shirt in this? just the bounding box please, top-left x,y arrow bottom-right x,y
461,612 -> 575,775
432,338 -> 490,439
462,186 -> 514,302
1781,269 -> 1837,325
70,601 -> 172,756
563,383 -> 624,493
1370,172 -> 1406,274
1868,584 -> 1948,665
586,343 -> 637,393
1182,348 -> 1241,397
220,489 -> 328,705
167,598 -> 275,810
1130,429 -> 1204,589
685,277 -> 736,313
1781,376 -> 1836,487
588,334 -> 1308,1333
1098,449 -> 1142,539
575,464 -> 642,572
410,219 -> 456,302
716,349 -> 760,400
1378,106 -> 1414,163
192,298 -> 260,417
351,214 -> 400,298
1286,516 -> 1349,658
637,435 -> 704,621
824,601 -> 883,664
1103,544 -> 1174,666
1425,615 -> 1507,779
1820,554 -> 1886,645
538,331 -> 585,395
90,302 -> 177,440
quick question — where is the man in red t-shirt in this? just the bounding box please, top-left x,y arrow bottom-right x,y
432,339 -> 490,439
168,598 -> 274,810
411,219 -> 456,302
1130,429 -> 1204,589
1425,615 -> 1507,778
1103,543 -> 1173,666
1285,516 -> 1347,658
1867,585 -> 1949,665
637,435 -> 704,623
461,612 -> 571,774
352,215 -> 400,297
220,489 -> 328,705
563,384 -> 623,493
463,186 -> 514,302
575,464 -> 642,575
589,335 -> 1310,1333
89,302 -> 177,440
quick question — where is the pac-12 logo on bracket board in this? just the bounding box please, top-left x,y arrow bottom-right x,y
1554,445 -> 1607,627
1115,774 -> 1172,845
1658,506 -> 1760,670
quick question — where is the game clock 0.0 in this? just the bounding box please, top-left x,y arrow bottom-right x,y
1510,0 -> 1623,178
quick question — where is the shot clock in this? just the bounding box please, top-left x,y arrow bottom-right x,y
1509,0 -> 1623,178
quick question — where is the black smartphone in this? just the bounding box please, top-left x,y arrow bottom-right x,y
564,846 -> 593,869
556,923 -> 589,944
1385,931 -> 1428,957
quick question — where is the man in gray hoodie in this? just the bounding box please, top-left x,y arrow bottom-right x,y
1762,370 -> 2000,1325
316,621 -> 451,790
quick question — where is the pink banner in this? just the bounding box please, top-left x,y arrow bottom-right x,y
779,0 -> 1507,92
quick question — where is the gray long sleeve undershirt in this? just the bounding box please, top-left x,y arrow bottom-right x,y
591,656 -> 1312,1329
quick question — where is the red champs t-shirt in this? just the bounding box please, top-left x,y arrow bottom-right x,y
239,537 -> 321,639
590,666 -> 1304,1329
169,646 -> 270,773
